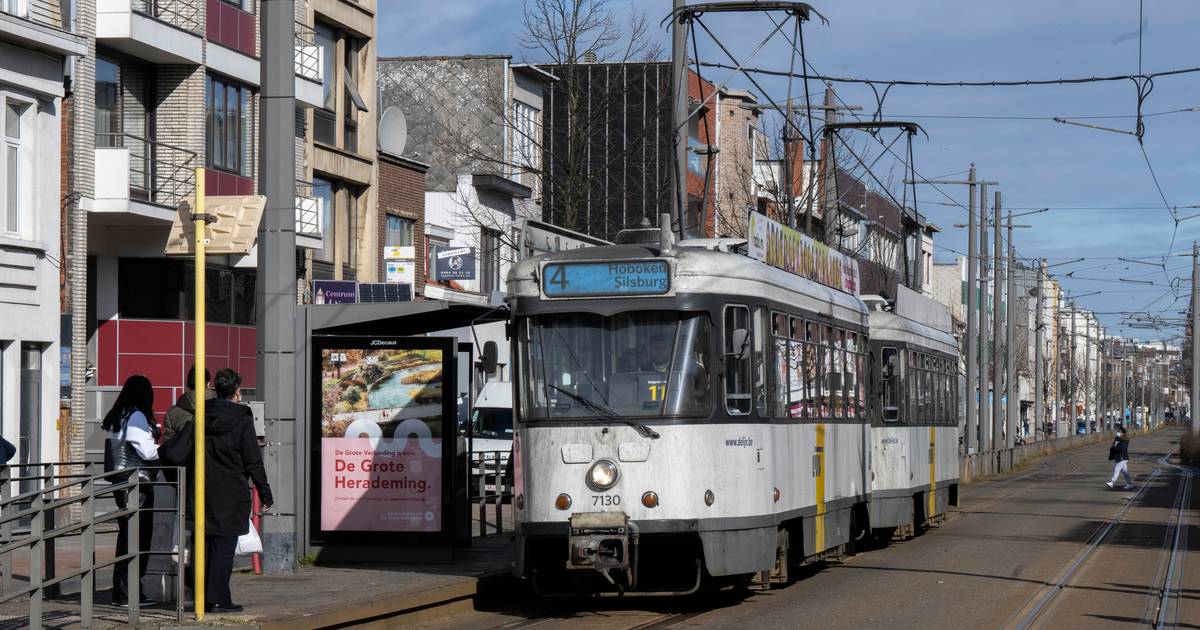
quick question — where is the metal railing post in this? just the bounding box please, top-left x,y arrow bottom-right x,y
1,465 -> 10,591
81,471 -> 95,629
476,453 -> 485,538
42,464 -> 57,598
176,467 -> 186,623
30,480 -> 44,630
128,474 -> 140,626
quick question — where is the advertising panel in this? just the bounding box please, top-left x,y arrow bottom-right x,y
747,211 -> 860,295
310,336 -> 455,543
313,280 -> 358,304
434,247 -> 476,281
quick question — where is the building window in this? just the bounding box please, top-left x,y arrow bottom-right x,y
342,37 -> 363,154
385,215 -> 414,247
0,0 -> 27,18
512,101 -> 538,185
481,228 -> 501,294
206,75 -> 250,175
95,58 -> 121,147
313,177 -> 334,263
313,177 -> 357,270
426,235 -> 449,284
314,22 -> 337,147
2,97 -> 30,238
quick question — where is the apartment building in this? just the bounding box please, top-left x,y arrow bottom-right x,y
0,0 -> 86,464
63,0 -> 375,455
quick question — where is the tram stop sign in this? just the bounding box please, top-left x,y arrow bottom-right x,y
164,195 -> 266,256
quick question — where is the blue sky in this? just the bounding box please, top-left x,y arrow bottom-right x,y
379,1 -> 1200,341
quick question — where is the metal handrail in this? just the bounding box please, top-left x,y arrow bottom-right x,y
95,132 -> 198,208
295,21 -> 323,82
131,0 -> 201,33
296,179 -> 321,237
469,450 -> 512,537
0,463 -> 187,628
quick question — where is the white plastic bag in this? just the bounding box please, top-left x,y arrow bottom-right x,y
236,519 -> 262,555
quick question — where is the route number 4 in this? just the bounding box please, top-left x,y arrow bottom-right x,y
548,265 -> 569,290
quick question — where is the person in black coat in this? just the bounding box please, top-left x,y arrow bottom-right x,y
203,368 -> 273,613
1106,425 -> 1133,489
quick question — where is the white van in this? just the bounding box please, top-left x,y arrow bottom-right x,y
468,381 -> 513,497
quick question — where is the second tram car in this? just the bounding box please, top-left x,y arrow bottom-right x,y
508,214 -> 961,594
865,296 -> 961,535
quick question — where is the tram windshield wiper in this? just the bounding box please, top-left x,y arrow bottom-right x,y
549,385 -> 661,439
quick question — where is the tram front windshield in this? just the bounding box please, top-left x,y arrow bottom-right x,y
518,311 -> 712,420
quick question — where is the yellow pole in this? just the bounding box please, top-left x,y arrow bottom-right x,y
194,168 -> 207,619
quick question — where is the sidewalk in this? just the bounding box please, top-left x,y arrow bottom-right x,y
0,531 -> 514,629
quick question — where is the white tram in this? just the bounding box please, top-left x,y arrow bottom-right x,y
508,219 -> 959,595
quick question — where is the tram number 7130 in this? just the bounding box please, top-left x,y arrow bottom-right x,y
593,495 -> 621,507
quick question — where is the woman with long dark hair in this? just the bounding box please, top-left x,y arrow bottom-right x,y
104,374 -> 159,608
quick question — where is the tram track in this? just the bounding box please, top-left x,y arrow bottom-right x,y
1006,451 -> 1183,629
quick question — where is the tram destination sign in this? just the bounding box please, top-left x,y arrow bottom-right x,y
747,211 -> 860,295
541,260 -> 671,298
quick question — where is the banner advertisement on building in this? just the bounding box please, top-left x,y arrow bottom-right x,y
434,246 -> 476,281
311,336 -> 455,542
747,211 -> 860,295
313,280 -> 358,304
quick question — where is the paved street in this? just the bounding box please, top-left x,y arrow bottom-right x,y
420,428 -> 1197,630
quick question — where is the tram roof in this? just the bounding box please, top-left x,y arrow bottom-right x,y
508,241 -> 868,324
868,309 -> 959,356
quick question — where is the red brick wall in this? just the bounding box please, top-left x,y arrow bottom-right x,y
377,156 -> 427,289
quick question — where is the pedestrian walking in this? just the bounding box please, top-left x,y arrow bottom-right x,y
1106,426 -> 1133,490
102,374 -> 159,608
164,365 -> 214,441
203,368 -> 273,613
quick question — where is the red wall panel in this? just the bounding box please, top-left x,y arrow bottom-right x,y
101,318 -> 258,394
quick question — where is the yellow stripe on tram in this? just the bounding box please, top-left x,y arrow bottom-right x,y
928,426 -> 936,521
815,423 -> 826,553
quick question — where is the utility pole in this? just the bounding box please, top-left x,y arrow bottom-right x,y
1034,259 -> 1045,440
258,0 -> 297,576
1085,326 -> 1092,433
820,88 -> 838,243
979,183 -> 991,451
905,169 -> 991,452
1005,210 -> 1018,443
992,191 -> 1003,449
672,0 -> 687,238
966,168 -> 977,454
1192,241 -> 1199,434
1122,358 -> 1128,428
1069,304 -> 1076,435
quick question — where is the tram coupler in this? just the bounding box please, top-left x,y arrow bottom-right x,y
566,512 -> 634,585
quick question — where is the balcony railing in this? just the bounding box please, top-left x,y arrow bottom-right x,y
296,180 -> 322,238
294,20 -> 322,82
131,0 -> 200,33
97,132 -> 197,208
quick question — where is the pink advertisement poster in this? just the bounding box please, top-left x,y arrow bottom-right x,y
318,347 -> 444,532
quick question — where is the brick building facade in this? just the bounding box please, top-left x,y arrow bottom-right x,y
377,152 -> 428,289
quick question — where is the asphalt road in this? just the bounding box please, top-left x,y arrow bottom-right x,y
422,427 -> 1197,630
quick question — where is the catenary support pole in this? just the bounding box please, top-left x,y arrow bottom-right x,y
965,167 -> 978,454
1005,207 -> 1017,444
672,0 -> 687,237
1122,359 -> 1128,428
992,191 -> 1003,449
1069,304 -> 1076,434
1034,259 -> 1045,440
259,0 -> 297,575
193,167 -> 207,619
1193,242 -> 1199,434
979,183 -> 990,452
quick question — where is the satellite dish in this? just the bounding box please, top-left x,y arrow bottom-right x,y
379,106 -> 408,156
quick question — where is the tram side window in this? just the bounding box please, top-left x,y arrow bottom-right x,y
845,332 -> 857,420
789,318 -> 805,419
805,322 -> 820,420
833,329 -> 845,418
754,307 -> 769,418
771,312 -> 788,418
907,350 -> 918,422
881,346 -> 900,421
724,305 -> 752,415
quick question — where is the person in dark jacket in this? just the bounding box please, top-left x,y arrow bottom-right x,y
203,368 -> 272,613
1106,426 -> 1133,489
163,365 -> 214,441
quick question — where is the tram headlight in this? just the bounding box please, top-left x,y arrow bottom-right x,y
586,459 -> 619,491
